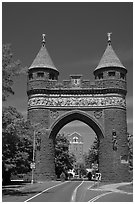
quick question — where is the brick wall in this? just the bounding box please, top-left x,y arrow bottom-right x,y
28,108 -> 50,129
99,108 -> 130,182
34,130 -> 56,181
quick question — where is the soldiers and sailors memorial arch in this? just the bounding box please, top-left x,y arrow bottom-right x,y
27,33 -> 130,182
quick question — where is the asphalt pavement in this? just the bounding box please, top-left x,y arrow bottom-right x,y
2,180 -> 133,202
82,181 -> 133,202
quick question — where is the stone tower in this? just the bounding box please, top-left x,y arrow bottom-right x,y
67,132 -> 84,163
27,34 -> 130,182
93,33 -> 129,181
27,34 -> 59,180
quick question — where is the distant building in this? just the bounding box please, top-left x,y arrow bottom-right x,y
67,132 -> 84,163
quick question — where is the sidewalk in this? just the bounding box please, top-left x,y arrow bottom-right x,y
2,181 -> 61,202
97,182 -> 133,194
117,182 -> 133,193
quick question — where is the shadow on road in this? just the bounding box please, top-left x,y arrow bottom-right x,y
2,188 -> 41,197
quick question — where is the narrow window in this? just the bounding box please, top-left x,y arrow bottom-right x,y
49,73 -> 52,79
37,72 -> 44,78
120,73 -> 125,79
108,71 -> 115,77
29,73 -> 33,80
98,73 -> 103,79
49,73 -> 55,80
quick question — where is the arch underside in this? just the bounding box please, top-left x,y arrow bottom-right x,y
50,110 -> 104,139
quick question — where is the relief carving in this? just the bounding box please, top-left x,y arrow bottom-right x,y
50,110 -> 59,119
94,110 -> 102,119
28,96 -> 126,108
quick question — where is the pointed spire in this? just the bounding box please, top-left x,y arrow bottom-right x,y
94,33 -> 126,72
107,32 -> 112,45
42,33 -> 46,46
29,34 -> 59,73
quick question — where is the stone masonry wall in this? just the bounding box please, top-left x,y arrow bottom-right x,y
34,130 -> 56,181
28,108 -> 50,129
99,108 -> 130,182
28,108 -> 56,181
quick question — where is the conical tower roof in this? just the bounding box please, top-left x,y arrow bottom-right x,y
29,34 -> 59,73
94,33 -> 126,72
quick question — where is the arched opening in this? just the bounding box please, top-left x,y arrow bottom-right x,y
59,120 -> 96,152
49,110 -> 104,180
50,110 -> 104,139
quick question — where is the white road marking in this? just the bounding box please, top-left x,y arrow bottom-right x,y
71,180 -> 84,202
88,191 -> 113,202
88,182 -> 97,190
79,181 -> 95,202
24,181 -> 69,202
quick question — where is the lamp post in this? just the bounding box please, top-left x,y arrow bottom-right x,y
30,123 -> 40,184
31,130 -> 36,184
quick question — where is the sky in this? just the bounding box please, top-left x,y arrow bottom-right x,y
2,2 -> 133,152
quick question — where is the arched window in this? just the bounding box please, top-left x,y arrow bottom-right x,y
37,72 -> 44,78
49,73 -> 55,80
120,73 -> 125,79
108,71 -> 115,77
98,73 -> 103,79
29,73 -> 33,80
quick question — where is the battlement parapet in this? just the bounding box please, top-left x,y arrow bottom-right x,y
27,77 -> 126,93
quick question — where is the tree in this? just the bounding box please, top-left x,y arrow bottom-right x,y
2,43 -> 30,184
74,163 -> 87,178
127,133 -> 133,171
84,137 -> 99,168
2,44 -> 27,101
54,133 -> 76,178
2,106 -> 33,184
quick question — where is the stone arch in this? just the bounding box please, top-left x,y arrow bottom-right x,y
50,110 -> 104,139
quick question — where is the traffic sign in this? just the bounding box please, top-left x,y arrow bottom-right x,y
30,162 -> 35,169
92,163 -> 98,170
96,173 -> 101,181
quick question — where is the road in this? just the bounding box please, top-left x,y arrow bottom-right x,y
25,181 -> 84,202
24,181 -> 133,202
80,182 -> 133,202
2,180 -> 133,202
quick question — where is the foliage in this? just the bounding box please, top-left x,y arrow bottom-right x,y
2,43 -> 30,184
84,137 -> 99,168
74,163 -> 87,177
60,172 -> 66,182
127,133 -> 133,171
2,44 -> 27,101
2,106 -> 33,183
54,133 -> 76,178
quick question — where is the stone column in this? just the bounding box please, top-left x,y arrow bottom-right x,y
34,129 -> 56,181
99,108 -> 130,182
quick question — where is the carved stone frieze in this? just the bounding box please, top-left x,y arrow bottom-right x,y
28,96 -> 126,108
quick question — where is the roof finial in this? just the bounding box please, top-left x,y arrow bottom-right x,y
42,34 -> 46,46
107,32 -> 112,45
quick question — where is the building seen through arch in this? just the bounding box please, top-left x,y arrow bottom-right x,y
67,132 -> 84,164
